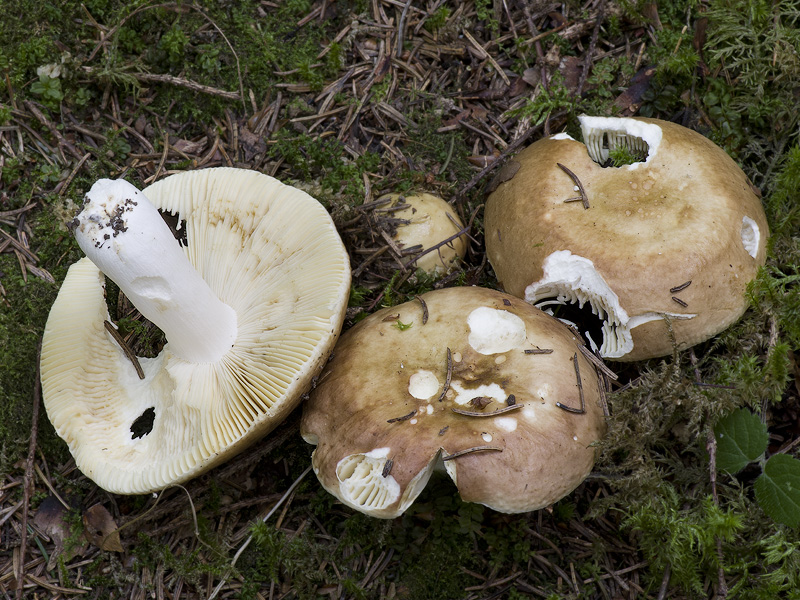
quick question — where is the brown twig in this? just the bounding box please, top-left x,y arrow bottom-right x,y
442,446 -> 503,461
557,353 -> 586,414
104,320 -> 145,379
16,342 -> 42,600
437,348 -> 453,403
451,404 -> 523,418
557,163 -> 590,209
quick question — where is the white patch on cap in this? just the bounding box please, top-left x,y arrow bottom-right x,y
495,417 -> 518,432
408,370 -> 440,400
365,447 -> 390,459
551,132 -> 575,141
450,381 -> 507,406
482,432 -> 493,442
467,307 -> 526,355
741,216 -> 760,259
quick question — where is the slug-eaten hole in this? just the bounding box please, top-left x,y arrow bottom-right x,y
536,294 -> 614,355
584,129 -> 649,167
131,407 -> 156,439
159,210 -> 187,247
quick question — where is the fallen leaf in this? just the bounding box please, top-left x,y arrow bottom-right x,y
33,495 -> 86,569
83,503 -> 124,553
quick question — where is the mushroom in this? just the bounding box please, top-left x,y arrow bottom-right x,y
484,116 -> 769,361
379,192 -> 467,274
300,286 -> 606,518
40,168 -> 351,494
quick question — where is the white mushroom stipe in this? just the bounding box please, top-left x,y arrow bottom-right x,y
73,179 -> 237,364
408,370 -> 440,400
467,307 -> 526,355
741,216 -> 760,259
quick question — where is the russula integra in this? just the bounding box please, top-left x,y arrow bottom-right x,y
485,116 -> 769,361
301,286 -> 606,518
379,192 -> 467,274
40,168 -> 350,494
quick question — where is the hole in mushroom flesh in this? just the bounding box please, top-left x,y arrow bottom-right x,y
130,407 -> 156,439
741,216 -> 760,259
527,250 -> 696,359
579,115 -> 662,168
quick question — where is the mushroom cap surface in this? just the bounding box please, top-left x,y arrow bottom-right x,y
382,192 -> 467,274
41,168 -> 351,494
301,286 -> 606,518
485,116 -> 769,361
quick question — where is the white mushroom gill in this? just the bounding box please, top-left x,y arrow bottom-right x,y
336,450 -> 400,511
72,179 -> 237,364
467,307 -> 526,355
528,250 -> 696,359
579,115 -> 662,168
741,216 -> 760,259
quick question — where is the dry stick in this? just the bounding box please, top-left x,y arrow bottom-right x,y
436,348 -> 453,403
557,353 -> 586,414
669,280 -> 692,293
86,2 -> 244,108
576,0 -> 607,98
415,295 -> 429,324
451,114 -> 566,205
451,404 -> 523,418
103,320 -> 145,379
557,163 -> 590,209
442,446 -> 503,461
16,342 -> 42,600
706,430 -> 729,598
207,466 -> 312,600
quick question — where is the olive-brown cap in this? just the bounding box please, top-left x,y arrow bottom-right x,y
485,116 -> 769,361
301,286 -> 606,518
379,192 -> 467,274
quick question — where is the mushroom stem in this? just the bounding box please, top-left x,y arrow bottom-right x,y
72,179 -> 237,364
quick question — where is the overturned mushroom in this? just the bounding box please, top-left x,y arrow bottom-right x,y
301,287 -> 606,518
379,192 -> 467,274
40,168 -> 350,494
485,116 -> 768,361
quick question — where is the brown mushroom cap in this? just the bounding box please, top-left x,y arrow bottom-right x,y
301,286 -> 606,518
381,192 -> 467,274
485,116 -> 769,361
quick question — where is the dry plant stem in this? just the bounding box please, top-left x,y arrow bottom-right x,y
415,295 -> 429,324
451,404 -> 523,418
16,342 -> 42,600
437,347 -> 453,402
557,163 -> 590,209
576,0 -> 607,98
706,429 -> 729,598
103,320 -> 145,379
207,466 -> 312,600
441,446 -> 503,461
557,353 -> 587,414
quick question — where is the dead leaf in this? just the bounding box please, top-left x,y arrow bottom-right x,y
33,495 -> 86,569
172,137 -> 208,155
83,503 -> 124,553
522,68 -> 541,88
485,160 -> 521,194
613,66 -> 656,116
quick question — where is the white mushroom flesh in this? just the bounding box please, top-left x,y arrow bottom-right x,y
467,307 -> 526,355
741,216 -> 760,259
527,250 -> 695,359
336,449 -> 400,511
408,370 -> 440,400
579,115 -> 662,167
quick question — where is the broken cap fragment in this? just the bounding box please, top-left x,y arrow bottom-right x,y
485,116 -> 769,361
301,286 -> 606,518
41,168 -> 351,494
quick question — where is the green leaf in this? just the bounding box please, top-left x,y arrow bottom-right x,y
754,454 -> 800,528
714,408 -> 768,473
